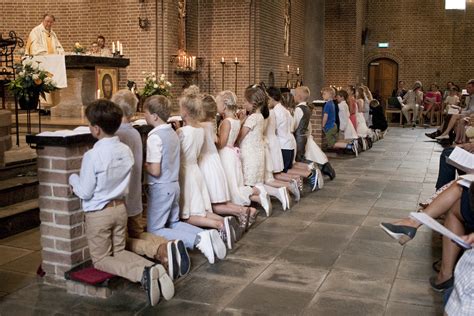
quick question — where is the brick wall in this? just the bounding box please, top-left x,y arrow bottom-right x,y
325,0 -> 474,88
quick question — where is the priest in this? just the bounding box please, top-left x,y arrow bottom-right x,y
26,14 -> 64,56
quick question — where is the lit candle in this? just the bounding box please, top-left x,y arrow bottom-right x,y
287,65 -> 290,72
112,42 -> 115,53
192,56 -> 196,70
234,57 -> 238,63
120,43 -> 123,55
97,89 -> 100,99
117,41 -> 120,51
297,67 -> 300,75
221,57 -> 225,63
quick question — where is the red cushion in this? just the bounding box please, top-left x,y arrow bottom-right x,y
69,267 -> 115,285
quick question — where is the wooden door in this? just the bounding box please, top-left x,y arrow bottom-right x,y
368,59 -> 398,106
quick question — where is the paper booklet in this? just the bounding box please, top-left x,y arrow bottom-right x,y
37,126 -> 90,137
410,212 -> 472,249
446,146 -> 474,174
457,174 -> 474,188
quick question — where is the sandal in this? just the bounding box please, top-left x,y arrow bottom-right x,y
248,208 -> 259,228
237,207 -> 250,232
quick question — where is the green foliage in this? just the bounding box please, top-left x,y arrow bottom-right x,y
138,72 -> 172,98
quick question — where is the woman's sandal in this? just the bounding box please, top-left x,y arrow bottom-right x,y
237,207 -> 250,232
248,208 -> 259,229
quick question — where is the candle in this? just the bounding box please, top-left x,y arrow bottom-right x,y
297,67 -> 300,75
97,89 -> 100,99
117,41 -> 120,51
119,43 -> 123,55
234,57 -> 238,63
112,42 -> 115,53
287,65 -> 290,72
221,57 -> 225,63
192,56 -> 196,70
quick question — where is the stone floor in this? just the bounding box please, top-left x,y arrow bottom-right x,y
0,127 -> 447,315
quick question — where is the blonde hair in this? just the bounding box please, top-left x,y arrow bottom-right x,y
295,86 -> 310,101
321,87 -> 335,98
179,85 -> 203,120
111,89 -> 138,118
216,90 -> 238,112
143,95 -> 171,122
201,95 -> 217,121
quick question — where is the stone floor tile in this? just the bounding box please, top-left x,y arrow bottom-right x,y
343,239 -> 403,260
253,262 -> 328,292
334,253 -> 399,278
314,212 -> 366,226
303,293 -> 386,316
318,270 -> 392,301
0,269 -> 38,293
374,198 -> 418,210
240,229 -> 299,248
353,225 -> 398,243
0,245 -> 33,266
227,242 -> 283,262
385,301 -> 443,316
274,248 -> 340,269
193,258 -> 269,283
389,278 -> 443,307
402,243 -> 442,263
0,228 -> 41,251
368,207 -> 411,219
227,284 -> 314,315
255,217 -> 311,233
1,251 -> 41,276
139,300 -> 219,316
397,259 -> 435,282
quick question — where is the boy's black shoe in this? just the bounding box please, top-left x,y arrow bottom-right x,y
174,240 -> 191,277
322,162 -> 336,180
142,266 -> 160,306
425,130 -> 441,139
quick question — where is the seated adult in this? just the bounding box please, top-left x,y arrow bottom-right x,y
392,80 -> 407,100
97,35 -> 112,57
380,181 -> 474,292
435,79 -> 474,140
420,83 -> 442,125
401,81 -> 424,127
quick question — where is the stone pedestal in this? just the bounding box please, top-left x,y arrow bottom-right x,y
0,110 -> 12,166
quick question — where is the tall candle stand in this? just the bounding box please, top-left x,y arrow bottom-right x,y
220,59 -> 226,90
295,73 -> 302,87
285,70 -> 292,88
234,60 -> 240,94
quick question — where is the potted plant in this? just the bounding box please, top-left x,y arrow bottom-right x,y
7,58 -> 58,110
73,42 -> 85,55
139,72 -> 172,99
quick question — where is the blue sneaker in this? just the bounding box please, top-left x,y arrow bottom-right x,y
174,240 -> 190,277
308,170 -> 318,192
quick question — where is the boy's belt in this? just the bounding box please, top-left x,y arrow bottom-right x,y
104,199 -> 124,209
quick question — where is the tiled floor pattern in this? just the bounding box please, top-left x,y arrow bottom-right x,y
0,127 -> 446,315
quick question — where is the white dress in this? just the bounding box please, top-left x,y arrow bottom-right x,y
305,123 -> 329,165
218,118 -> 253,206
264,110 -> 285,173
338,101 -> 358,140
178,125 -> 212,218
198,122 -> 231,204
240,113 -> 265,186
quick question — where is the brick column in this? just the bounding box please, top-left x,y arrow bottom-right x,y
36,144 -> 91,287
0,110 -> 12,166
310,102 -> 327,150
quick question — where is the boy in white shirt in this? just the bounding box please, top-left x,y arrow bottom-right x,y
69,100 -> 173,306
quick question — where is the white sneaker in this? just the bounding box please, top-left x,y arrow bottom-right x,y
284,187 -> 292,210
196,231 -> 215,264
289,179 -> 300,202
276,187 -> 288,210
316,168 -> 324,189
209,229 -> 227,260
154,264 -> 174,301
223,217 -> 235,250
255,184 -> 272,217
226,216 -> 240,244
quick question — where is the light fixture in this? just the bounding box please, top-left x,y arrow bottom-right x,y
445,0 -> 466,10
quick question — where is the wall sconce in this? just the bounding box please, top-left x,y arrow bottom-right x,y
139,17 -> 150,29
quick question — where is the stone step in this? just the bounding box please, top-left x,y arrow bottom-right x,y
0,199 -> 40,239
0,160 -> 37,180
0,175 -> 38,207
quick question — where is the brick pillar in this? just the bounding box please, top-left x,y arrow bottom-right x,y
0,110 -> 12,166
36,144 -> 91,287
311,102 -> 327,149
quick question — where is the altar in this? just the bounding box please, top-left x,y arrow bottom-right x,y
46,55 -> 129,117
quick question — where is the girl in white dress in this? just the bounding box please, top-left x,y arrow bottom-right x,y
332,89 -> 359,155
355,87 -> 369,138
239,85 -> 292,212
199,95 -> 256,233
216,90 -> 270,220
177,86 -> 233,250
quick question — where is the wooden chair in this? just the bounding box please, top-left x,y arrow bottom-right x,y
385,97 -> 403,126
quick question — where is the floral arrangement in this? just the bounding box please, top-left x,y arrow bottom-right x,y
73,42 -> 85,54
7,58 -> 57,101
139,72 -> 172,98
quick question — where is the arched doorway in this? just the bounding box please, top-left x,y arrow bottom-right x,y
368,58 -> 398,106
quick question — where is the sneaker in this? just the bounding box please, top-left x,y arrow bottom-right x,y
322,162 -> 336,180
166,241 -> 179,280
284,187 -> 292,210
352,140 -> 359,156
255,184 -> 272,217
316,168 -> 324,189
209,229 -> 227,260
142,265 -> 160,306
227,216 -> 242,242
237,208 -> 250,232
196,231 -> 215,264
289,179 -> 300,202
174,240 -> 190,277
308,169 -> 318,192
154,264 -> 174,301
223,217 -> 235,249
276,187 -> 288,210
